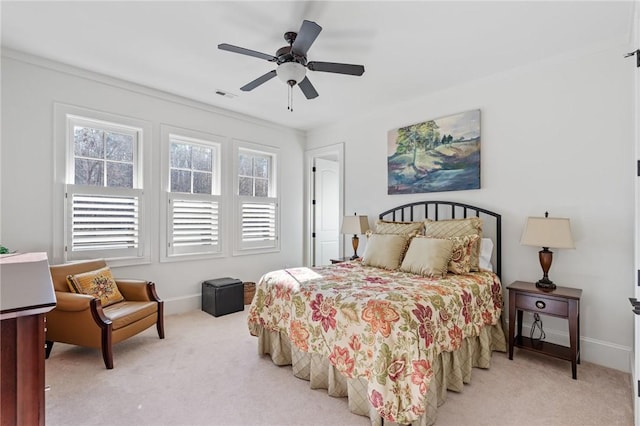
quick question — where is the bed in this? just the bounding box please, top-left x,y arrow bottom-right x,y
247,201 -> 506,425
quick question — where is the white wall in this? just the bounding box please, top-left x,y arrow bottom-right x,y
307,45 -> 635,372
1,51 -> 306,314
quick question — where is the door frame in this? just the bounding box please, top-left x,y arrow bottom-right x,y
633,1 -> 639,424
304,143 -> 344,267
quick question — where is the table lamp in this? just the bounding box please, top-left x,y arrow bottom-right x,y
341,214 -> 370,260
520,212 -> 575,290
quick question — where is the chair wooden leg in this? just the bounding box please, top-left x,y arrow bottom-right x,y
89,298 -> 114,369
101,324 -> 113,369
45,340 -> 54,359
101,345 -> 113,369
157,301 -> 165,339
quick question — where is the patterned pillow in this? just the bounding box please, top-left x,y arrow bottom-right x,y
424,217 -> 483,271
400,237 -> 453,278
66,266 -> 124,307
362,234 -> 410,270
447,234 -> 480,274
375,220 -> 424,237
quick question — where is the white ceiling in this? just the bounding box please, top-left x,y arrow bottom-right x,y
1,1 -> 634,131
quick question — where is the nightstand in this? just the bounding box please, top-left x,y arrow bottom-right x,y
507,281 -> 582,379
330,257 -> 356,264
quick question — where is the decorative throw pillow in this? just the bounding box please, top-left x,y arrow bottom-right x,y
66,266 -> 124,307
400,237 -> 453,278
361,233 -> 410,270
424,217 -> 483,271
375,220 -> 424,237
447,234 -> 480,274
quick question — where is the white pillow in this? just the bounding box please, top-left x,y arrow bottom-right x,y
479,238 -> 494,272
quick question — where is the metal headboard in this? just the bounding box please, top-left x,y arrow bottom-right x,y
378,201 -> 502,278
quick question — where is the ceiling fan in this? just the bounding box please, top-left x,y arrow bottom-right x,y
218,20 -> 365,105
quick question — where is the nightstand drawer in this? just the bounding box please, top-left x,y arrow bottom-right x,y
515,293 -> 568,316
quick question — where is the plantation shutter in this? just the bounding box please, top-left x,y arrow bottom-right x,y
239,196 -> 278,250
66,185 -> 141,259
169,194 -> 220,255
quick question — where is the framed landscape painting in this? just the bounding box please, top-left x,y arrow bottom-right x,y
387,109 -> 481,194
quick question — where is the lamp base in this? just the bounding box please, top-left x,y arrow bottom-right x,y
536,278 -> 556,290
351,235 -> 360,260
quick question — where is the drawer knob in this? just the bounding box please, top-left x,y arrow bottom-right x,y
535,300 -> 546,309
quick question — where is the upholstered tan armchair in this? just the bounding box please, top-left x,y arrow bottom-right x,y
46,259 -> 164,369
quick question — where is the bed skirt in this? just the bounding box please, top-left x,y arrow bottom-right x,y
253,323 -> 506,426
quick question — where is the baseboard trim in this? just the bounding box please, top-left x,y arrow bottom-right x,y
516,322 -> 631,373
163,293 -> 201,316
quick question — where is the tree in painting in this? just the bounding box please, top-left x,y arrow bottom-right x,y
387,110 -> 480,194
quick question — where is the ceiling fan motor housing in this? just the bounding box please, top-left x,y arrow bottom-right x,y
275,45 -> 307,65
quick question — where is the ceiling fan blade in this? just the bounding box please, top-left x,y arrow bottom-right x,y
298,77 -> 319,99
307,61 -> 364,75
307,61 -> 365,76
291,20 -> 322,57
218,43 -> 277,62
240,70 -> 277,91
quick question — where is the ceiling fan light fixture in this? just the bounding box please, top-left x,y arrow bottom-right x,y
276,62 -> 306,85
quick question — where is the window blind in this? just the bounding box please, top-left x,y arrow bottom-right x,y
240,198 -> 277,249
68,190 -> 140,254
169,196 -> 220,255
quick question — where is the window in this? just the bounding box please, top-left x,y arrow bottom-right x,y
64,114 -> 147,262
162,127 -> 222,260
235,142 -> 279,254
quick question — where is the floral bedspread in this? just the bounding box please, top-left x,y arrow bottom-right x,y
247,261 -> 503,424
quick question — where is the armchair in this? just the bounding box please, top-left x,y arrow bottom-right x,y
46,259 -> 164,369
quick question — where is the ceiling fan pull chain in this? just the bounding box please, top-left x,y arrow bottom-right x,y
287,84 -> 294,112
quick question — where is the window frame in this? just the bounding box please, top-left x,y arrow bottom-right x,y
160,125 -> 225,262
54,104 -> 151,266
233,140 -> 280,256
66,116 -> 140,188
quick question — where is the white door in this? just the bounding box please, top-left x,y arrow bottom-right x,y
314,158 -> 340,266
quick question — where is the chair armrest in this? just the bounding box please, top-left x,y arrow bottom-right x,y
115,279 -> 161,302
54,291 -> 95,312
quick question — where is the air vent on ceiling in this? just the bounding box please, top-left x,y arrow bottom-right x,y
215,89 -> 237,99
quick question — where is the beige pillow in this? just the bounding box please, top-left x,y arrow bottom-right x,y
424,217 -> 483,271
375,219 -> 424,236
362,234 -> 409,270
400,237 -> 453,278
67,266 -> 124,307
448,234 -> 480,274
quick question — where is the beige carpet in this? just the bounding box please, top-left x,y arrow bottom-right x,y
45,310 -> 633,426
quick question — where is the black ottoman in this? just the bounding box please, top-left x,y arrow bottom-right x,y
202,277 -> 244,317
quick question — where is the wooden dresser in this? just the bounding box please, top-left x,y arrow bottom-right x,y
0,253 -> 56,426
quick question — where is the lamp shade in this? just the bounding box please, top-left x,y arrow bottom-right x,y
520,217 -> 575,249
276,62 -> 306,84
341,215 -> 370,235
